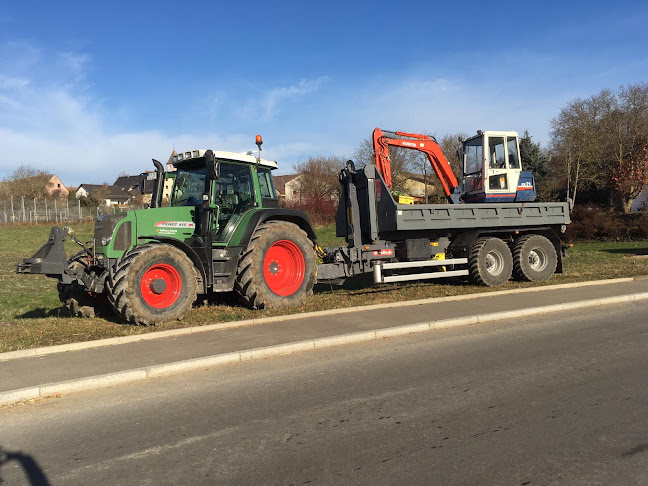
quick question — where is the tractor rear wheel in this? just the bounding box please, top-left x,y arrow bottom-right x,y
512,235 -> 557,282
107,243 -> 197,325
468,236 -> 513,287
235,221 -> 317,309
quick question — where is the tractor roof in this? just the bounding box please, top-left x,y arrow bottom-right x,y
172,149 -> 278,169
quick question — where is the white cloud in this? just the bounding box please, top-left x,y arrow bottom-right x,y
236,77 -> 329,122
0,42 -> 314,185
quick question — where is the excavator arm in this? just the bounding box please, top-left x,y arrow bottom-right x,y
373,128 -> 460,203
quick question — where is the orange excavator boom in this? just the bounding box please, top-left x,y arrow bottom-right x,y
373,127 -> 460,202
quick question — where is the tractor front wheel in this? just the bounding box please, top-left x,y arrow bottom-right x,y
107,244 -> 197,325
235,221 -> 317,309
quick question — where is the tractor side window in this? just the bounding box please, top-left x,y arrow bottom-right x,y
171,166 -> 206,207
213,163 -> 254,242
507,138 -> 520,169
258,167 -> 277,198
488,137 -> 506,169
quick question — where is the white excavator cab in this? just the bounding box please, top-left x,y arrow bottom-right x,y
461,131 -> 536,203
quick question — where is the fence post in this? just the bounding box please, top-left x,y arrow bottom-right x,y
21,196 -> 26,223
78,199 -> 82,221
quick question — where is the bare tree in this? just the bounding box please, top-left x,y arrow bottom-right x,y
353,137 -> 418,194
293,155 -> 345,202
551,83 -> 648,212
2,164 -> 50,199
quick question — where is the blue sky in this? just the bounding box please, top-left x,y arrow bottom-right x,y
0,0 -> 647,185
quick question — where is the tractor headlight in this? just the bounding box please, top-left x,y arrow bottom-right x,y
101,236 -> 111,246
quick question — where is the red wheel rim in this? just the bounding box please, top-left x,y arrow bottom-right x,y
140,263 -> 182,308
263,240 -> 305,296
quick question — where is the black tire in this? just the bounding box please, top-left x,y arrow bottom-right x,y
235,221 -> 317,309
512,235 -> 557,282
57,281 -> 102,318
57,251 -> 111,318
469,236 -> 513,287
106,243 -> 197,325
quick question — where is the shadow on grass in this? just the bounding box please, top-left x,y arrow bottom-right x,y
313,275 -> 468,297
17,306 -> 123,324
601,247 -> 648,256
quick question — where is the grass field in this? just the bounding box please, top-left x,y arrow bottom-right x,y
1,222 -> 647,353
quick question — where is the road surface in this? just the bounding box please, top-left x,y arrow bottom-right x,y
1,301 -> 647,485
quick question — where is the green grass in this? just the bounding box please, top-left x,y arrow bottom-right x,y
1,222 -> 647,353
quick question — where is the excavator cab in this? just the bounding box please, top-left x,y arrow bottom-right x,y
461,131 -> 536,203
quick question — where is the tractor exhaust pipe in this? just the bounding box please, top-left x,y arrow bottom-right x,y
151,159 -> 164,208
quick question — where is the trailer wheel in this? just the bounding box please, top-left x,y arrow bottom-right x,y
469,237 -> 513,287
107,243 -> 197,325
235,221 -> 317,309
513,235 -> 557,282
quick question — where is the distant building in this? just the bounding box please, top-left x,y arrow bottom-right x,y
76,184 -> 130,207
43,175 -> 70,198
113,174 -> 155,205
113,174 -> 153,194
400,172 -> 436,202
273,174 -> 302,203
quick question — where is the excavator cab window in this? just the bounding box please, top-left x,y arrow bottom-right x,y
507,138 -> 520,169
463,138 -> 484,193
488,137 -> 506,169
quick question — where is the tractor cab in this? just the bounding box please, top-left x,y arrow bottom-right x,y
461,131 -> 536,203
170,149 -> 279,243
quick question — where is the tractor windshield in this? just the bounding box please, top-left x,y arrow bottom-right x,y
171,166 -> 206,207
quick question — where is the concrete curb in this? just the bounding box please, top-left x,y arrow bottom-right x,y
0,277 -> 641,362
2,291 -> 647,407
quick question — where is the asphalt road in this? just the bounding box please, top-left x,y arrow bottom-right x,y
1,301 -> 647,485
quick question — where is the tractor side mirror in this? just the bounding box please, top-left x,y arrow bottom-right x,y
205,150 -> 219,180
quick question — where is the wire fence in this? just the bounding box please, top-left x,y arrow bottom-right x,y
0,197 -> 142,225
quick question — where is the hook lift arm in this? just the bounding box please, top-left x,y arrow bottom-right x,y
373,127 -> 461,203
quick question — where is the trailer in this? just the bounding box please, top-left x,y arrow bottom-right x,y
17,131 -> 570,325
317,161 -> 570,287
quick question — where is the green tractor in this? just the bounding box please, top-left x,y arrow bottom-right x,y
17,138 -> 318,324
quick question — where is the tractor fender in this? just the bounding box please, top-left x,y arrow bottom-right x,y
137,236 -> 208,293
239,209 -> 317,248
